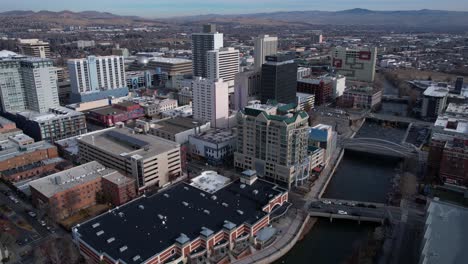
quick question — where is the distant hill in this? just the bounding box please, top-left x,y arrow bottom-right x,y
174,8 -> 468,30
2,9 -> 468,31
0,10 -> 165,28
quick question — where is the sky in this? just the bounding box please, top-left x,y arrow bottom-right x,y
1,0 -> 467,17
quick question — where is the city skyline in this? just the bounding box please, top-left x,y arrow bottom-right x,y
1,0 -> 468,17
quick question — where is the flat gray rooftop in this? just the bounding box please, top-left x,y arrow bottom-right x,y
78,127 -> 179,159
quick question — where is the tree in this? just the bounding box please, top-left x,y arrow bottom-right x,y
33,237 -> 80,264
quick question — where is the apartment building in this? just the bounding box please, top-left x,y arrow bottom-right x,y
192,77 -> 229,128
207,47 -> 240,87
15,107 -> 87,142
234,102 -> 311,188
68,55 -> 127,102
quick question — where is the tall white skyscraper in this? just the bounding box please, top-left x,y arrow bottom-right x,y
191,25 -> 223,78
21,59 -> 60,113
0,53 -> 59,113
207,47 -> 239,87
67,55 -> 127,102
192,77 -> 229,128
254,35 -> 278,68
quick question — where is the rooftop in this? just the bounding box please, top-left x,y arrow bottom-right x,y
0,139 -> 55,163
189,171 -> 231,194
74,177 -> 285,264
77,127 -> 179,159
243,103 -> 308,125
147,57 -> 192,65
424,85 -> 449,98
190,129 -> 236,144
29,161 -> 115,198
445,103 -> 468,117
422,199 -> 468,264
17,107 -> 84,122
103,171 -> 134,187
0,116 -> 15,129
151,117 -> 201,134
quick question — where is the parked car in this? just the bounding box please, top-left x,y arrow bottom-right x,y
338,210 -> 348,215
28,211 -> 37,218
322,200 -> 332,205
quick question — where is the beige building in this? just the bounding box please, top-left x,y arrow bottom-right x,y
254,35 -> 278,68
18,39 -> 50,58
331,46 -> 377,82
234,102 -> 311,188
77,127 -> 182,192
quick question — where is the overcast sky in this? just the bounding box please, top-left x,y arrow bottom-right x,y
1,0 -> 467,17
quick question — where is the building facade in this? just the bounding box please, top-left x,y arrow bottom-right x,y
192,77 -> 229,128
234,103 -> 311,188
234,70 -> 262,111
260,54 -> 298,104
192,25 -> 223,77
18,39 -> 50,58
331,46 -> 377,82
297,78 -> 333,106
340,87 -> 383,110
254,35 -> 278,68
207,47 -> 239,87
189,129 -> 237,165
421,85 -> 449,119
68,56 -> 127,102
15,107 -> 87,142
0,57 -> 59,113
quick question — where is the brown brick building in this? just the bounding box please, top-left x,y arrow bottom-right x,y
1,158 -> 72,183
102,172 -> 136,206
297,78 -> 332,106
0,141 -> 58,172
439,138 -> 468,186
29,161 -> 135,220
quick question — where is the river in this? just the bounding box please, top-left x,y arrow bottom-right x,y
276,119 -> 406,264
275,219 -> 376,264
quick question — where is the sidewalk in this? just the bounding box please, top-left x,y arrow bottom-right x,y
231,211 -> 307,264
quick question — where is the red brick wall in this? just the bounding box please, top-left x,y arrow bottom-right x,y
0,146 -> 58,171
102,177 -> 137,206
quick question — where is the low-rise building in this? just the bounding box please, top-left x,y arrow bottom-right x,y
126,71 -> 153,90
101,172 -> 137,206
161,104 -> 193,118
14,107 -> 87,142
87,102 -> 145,127
0,116 -> 23,141
340,87 -> 382,110
296,93 -> 315,111
297,77 -> 333,106
29,161 -> 130,220
78,127 -> 182,192
0,135 -> 63,182
189,129 -> 237,165
309,124 -> 337,166
73,171 -> 289,264
149,117 -> 210,144
130,97 -> 178,117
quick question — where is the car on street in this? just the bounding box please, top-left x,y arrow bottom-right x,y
39,220 -> 46,226
310,204 -> 322,209
28,211 -> 37,218
338,210 -> 348,215
322,200 -> 332,205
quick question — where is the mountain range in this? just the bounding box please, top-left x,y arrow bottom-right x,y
1,9 -> 468,30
